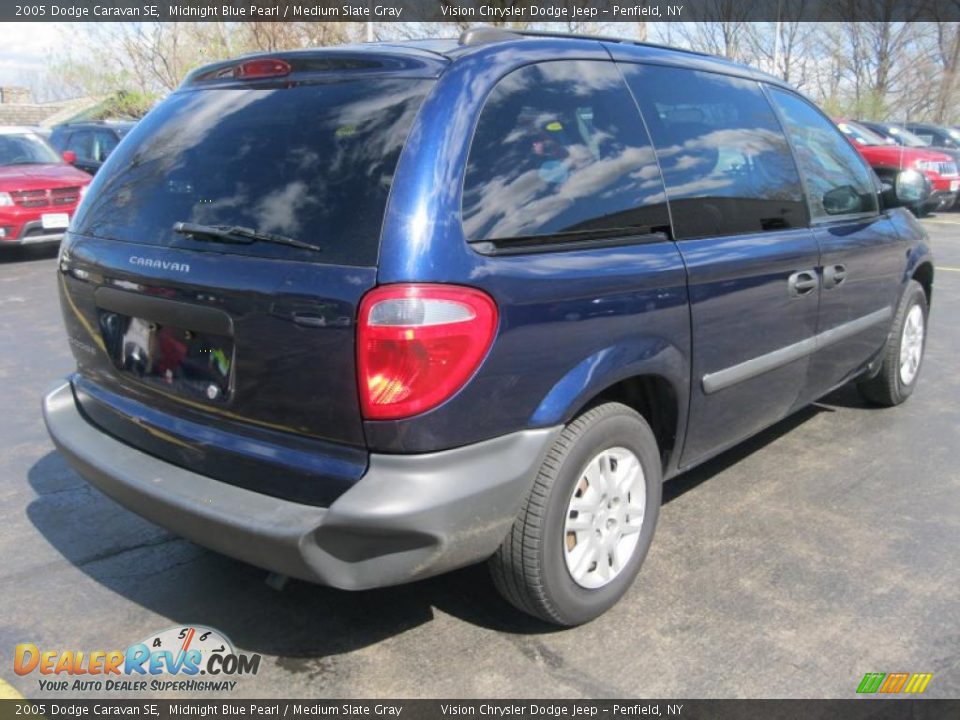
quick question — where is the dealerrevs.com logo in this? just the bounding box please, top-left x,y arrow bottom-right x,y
14,626 -> 261,693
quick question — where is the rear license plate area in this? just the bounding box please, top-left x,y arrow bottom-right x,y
98,312 -> 234,403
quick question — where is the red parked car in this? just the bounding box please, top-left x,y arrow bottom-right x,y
0,127 -> 91,248
835,119 -> 958,213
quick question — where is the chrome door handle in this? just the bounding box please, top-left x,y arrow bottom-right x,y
788,270 -> 818,297
823,264 -> 847,289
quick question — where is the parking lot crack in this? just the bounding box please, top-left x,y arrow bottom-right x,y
509,637 -> 622,697
74,534 -> 183,569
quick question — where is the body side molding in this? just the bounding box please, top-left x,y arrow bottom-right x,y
702,307 -> 893,394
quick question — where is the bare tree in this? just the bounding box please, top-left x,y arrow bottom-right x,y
50,21 -> 362,116
809,24 -> 853,113
232,21 -> 357,52
929,12 -> 960,122
740,4 -> 822,86
41,19 -> 960,124
54,23 -> 232,97
834,0 -> 930,117
670,1 -> 754,60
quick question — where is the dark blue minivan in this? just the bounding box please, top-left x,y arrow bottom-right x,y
44,29 -> 934,625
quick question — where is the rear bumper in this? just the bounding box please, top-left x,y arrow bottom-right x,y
43,381 -> 560,590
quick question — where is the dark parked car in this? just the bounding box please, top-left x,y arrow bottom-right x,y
43,30 -> 934,625
49,120 -> 135,175
858,120 -> 931,149
868,120 -> 960,164
904,122 -> 960,151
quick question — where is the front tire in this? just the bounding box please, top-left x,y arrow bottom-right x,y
490,403 -> 662,626
858,280 -> 928,406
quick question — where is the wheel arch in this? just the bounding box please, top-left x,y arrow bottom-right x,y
912,261 -> 934,306
530,342 -> 689,476
577,375 -> 681,474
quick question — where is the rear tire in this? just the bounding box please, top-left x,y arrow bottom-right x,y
490,403 -> 662,626
858,280 -> 928,406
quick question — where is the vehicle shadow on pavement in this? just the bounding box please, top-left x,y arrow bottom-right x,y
660,382 -> 870,506
0,245 -> 59,263
660,403 -> 824,504
25,450 -> 559,658
814,382 -> 874,410
27,400 -> 832,655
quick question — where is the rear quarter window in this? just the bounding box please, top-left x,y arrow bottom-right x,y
73,79 -> 432,267
462,60 -> 669,245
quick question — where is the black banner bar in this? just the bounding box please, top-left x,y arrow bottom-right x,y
2,700 -> 960,720
3,0 -> 959,23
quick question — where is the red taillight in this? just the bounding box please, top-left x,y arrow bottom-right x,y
237,59 -> 291,79
357,284 -> 498,421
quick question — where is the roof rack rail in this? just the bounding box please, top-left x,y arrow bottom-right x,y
457,26 -> 713,59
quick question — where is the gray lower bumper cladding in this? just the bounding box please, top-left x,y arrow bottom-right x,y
42,381 -> 559,590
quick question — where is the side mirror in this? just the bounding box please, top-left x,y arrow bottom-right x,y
823,185 -> 864,215
881,169 -> 930,209
62,150 -> 77,165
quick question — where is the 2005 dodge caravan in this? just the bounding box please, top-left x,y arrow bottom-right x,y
44,29 -> 934,625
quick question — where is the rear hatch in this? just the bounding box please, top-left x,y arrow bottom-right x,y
57,52 -> 438,505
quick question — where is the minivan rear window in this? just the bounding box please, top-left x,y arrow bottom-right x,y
73,79 -> 432,267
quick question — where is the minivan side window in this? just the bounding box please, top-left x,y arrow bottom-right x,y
767,88 -> 879,219
619,64 -> 807,240
462,60 -> 669,245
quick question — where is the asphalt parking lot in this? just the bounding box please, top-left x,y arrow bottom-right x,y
0,216 -> 957,700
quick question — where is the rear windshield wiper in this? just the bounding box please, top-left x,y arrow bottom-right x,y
173,222 -> 322,252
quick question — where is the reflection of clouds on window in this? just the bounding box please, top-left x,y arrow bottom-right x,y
463,60 -> 669,242
192,185 -> 248,223
467,145 -> 660,239
767,88 -> 877,219
657,127 -> 798,201
672,154 -> 708,172
253,181 -> 315,235
71,79 -> 431,266
621,63 -> 808,239
632,165 -> 661,182
655,175 -> 733,200
139,90 -> 266,171
324,84 -> 428,159
292,148 -> 321,173
537,60 -> 624,95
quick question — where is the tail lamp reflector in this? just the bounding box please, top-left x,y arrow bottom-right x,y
357,284 -> 498,420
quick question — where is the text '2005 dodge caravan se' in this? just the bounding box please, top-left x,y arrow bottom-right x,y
44,29 -> 934,625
